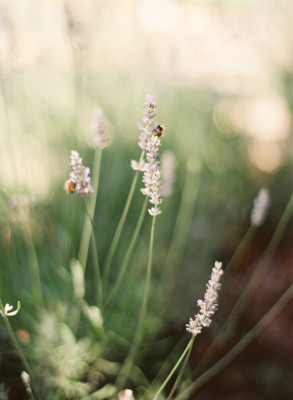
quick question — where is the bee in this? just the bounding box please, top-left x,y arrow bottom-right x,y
64,179 -> 76,194
153,124 -> 165,137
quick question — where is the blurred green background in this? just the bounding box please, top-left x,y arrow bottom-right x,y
0,0 -> 292,399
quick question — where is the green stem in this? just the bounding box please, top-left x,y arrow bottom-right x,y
167,336 -> 194,400
0,299 -> 34,380
78,149 -> 102,271
72,150 -> 102,332
106,196 -> 148,308
161,160 -> 200,281
223,225 -> 255,279
85,201 -> 103,310
24,225 -> 44,309
153,336 -> 195,400
151,335 -> 187,386
103,151 -> 145,290
176,284 -> 293,400
115,216 -> 156,389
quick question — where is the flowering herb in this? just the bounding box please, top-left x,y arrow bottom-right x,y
132,95 -> 163,216
64,150 -> 94,198
186,261 -> 223,336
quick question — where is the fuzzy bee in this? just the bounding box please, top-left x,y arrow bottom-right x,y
64,179 -> 76,194
153,124 -> 165,137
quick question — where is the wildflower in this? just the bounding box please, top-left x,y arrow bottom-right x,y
161,150 -> 176,197
133,95 -> 163,216
21,371 -> 32,394
250,188 -> 271,227
92,107 -> 108,150
64,150 -> 93,197
0,301 -> 21,317
119,389 -> 134,400
186,261 -> 223,336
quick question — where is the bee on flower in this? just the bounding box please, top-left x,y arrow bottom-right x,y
64,150 -> 93,198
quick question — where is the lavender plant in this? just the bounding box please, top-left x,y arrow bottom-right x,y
153,262 -> 223,400
1,92 -> 292,400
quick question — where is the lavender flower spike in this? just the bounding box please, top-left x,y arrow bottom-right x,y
64,150 -> 94,197
92,107 -> 108,150
250,188 -> 271,227
138,94 -> 157,151
132,95 -> 163,216
186,261 -> 223,336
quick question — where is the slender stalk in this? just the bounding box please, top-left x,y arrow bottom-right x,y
23,225 -> 44,309
222,225 -> 255,279
115,216 -> 156,389
176,284 -> 293,400
103,151 -> 145,290
0,299 -> 33,379
72,150 -> 103,332
167,336 -> 194,400
78,149 -> 102,271
161,161 -> 200,281
153,336 -> 195,400
106,196 -> 148,307
85,201 -> 103,310
152,335 -> 187,386
192,191 -> 293,375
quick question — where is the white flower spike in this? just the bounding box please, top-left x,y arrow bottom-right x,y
186,262 -> 223,336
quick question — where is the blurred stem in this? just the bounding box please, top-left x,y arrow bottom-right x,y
153,336 -> 195,400
23,224 -> 44,309
193,191 -> 293,375
85,200 -> 103,310
78,149 -> 102,271
176,284 -> 293,400
115,216 -> 156,389
222,224 -> 255,279
0,299 -> 34,380
161,160 -> 200,281
152,335 -> 187,385
105,196 -> 148,308
103,151 -> 145,290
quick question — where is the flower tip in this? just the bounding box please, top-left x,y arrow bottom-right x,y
146,94 -> 154,103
